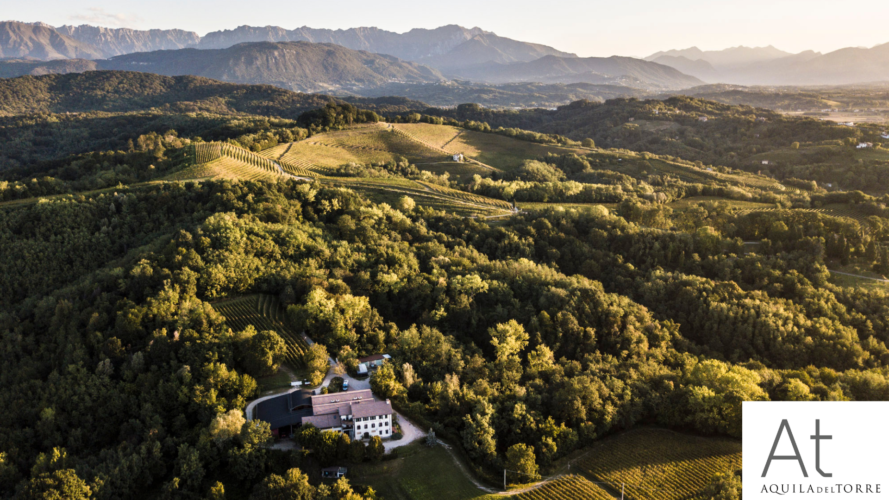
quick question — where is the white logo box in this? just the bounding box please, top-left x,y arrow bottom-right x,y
743,401 -> 889,498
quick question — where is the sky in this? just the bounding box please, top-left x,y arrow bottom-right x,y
6,0 -> 889,57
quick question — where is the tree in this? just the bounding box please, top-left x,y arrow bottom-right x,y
367,436 -> 385,462
21,469 -> 92,500
304,343 -> 330,386
505,443 -> 539,481
242,330 -> 287,377
208,481 -> 226,500
296,424 -> 321,451
370,363 -> 401,398
250,468 -> 315,500
337,432 -> 352,460
425,429 -> 437,447
396,196 -> 416,213
489,320 -> 529,362
350,439 -> 366,463
209,409 -> 246,443
317,431 -> 341,466
582,138 -> 596,148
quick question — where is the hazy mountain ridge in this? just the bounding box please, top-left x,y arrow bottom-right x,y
196,24 -> 575,70
55,24 -> 201,57
646,43 -> 889,85
97,41 -> 445,92
451,55 -> 703,90
0,21 -> 104,60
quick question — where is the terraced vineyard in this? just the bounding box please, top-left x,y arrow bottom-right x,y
575,428 -> 741,500
328,178 -> 512,217
394,123 -> 587,172
214,295 -> 308,368
735,206 -> 874,233
164,157 -> 282,182
514,475 -> 615,500
417,181 -> 513,210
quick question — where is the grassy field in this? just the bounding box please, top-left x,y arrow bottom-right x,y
349,443 -> 496,500
573,428 -> 740,500
828,272 -> 889,292
213,295 -> 309,368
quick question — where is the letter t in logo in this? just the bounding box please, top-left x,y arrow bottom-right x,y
810,419 -> 832,478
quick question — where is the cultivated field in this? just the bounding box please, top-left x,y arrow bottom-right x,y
514,475 -> 614,500
214,295 -> 309,368
574,428 -> 741,500
393,123 -> 588,172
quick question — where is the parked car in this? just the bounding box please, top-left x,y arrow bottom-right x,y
342,380 -> 349,391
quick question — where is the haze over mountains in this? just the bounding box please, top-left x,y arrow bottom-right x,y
646,44 -> 889,85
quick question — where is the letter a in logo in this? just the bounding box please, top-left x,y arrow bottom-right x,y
762,419 -> 808,477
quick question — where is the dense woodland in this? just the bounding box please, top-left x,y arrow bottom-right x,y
3,71 -> 889,499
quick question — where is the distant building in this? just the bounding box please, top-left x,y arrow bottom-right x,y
756,117 -> 767,122
881,133 -> 889,139
628,117 -> 635,122
842,122 -> 855,126
857,142 -> 873,149
322,467 -> 348,479
698,116 -> 709,122
761,160 -> 770,165
358,354 -> 391,372
255,388 -> 394,439
452,153 -> 464,162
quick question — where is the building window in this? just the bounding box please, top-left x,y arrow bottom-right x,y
372,424 -> 375,428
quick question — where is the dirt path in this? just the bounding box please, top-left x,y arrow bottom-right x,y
829,269 -> 889,282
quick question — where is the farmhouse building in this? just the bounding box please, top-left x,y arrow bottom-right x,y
358,354 -> 391,373
761,160 -> 770,165
881,133 -> 889,139
698,116 -> 709,122
857,142 -> 873,149
322,467 -> 348,479
453,153 -> 464,162
254,388 -> 394,439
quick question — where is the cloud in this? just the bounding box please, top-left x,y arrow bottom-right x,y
69,7 -> 141,27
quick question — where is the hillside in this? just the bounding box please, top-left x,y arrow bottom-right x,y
651,55 -> 721,82
0,21 -> 103,60
0,58 -> 98,78
646,45 -> 793,69
0,71 -> 427,116
450,55 -> 703,90
55,24 -> 201,57
97,41 -> 445,92
353,80 -> 649,108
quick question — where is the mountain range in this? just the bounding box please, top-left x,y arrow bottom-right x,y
4,19 -> 889,90
0,21 -> 700,91
646,44 -> 889,85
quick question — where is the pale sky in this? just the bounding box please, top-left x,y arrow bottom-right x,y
6,0 -> 889,57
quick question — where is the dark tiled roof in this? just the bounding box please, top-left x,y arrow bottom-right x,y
311,389 -> 372,407
302,413 -> 343,430
255,392 -> 313,430
358,354 -> 389,363
352,401 -> 393,419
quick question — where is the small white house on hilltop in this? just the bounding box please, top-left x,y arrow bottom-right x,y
698,116 -> 709,122
881,133 -> 889,139
762,160 -> 770,165
453,153 -> 464,162
857,142 -> 873,149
